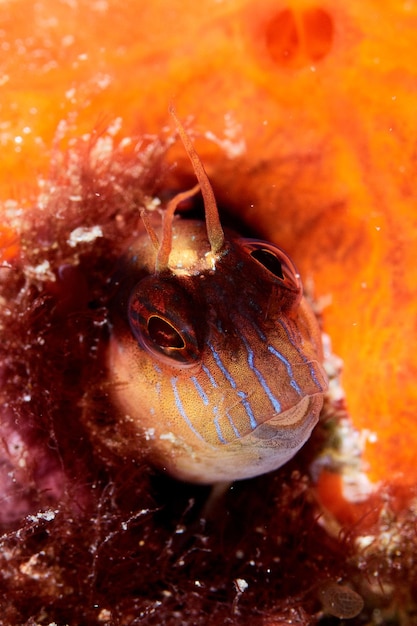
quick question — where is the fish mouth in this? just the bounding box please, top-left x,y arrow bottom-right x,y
249,395 -> 322,443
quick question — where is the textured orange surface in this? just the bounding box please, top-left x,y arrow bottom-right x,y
1,0 -> 417,488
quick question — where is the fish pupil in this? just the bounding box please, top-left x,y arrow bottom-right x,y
250,248 -> 285,279
148,315 -> 185,349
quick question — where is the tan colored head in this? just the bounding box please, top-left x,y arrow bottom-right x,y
108,110 -> 328,483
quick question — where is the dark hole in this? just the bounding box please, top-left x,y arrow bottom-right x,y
265,8 -> 299,65
303,7 -> 334,62
251,249 -> 284,279
264,6 -> 333,69
148,315 -> 184,349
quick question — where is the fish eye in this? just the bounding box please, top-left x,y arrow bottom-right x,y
128,276 -> 200,367
147,315 -> 185,349
240,239 -> 302,293
250,247 -> 284,279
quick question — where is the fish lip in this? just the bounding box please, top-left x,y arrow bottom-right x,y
249,395 -> 322,442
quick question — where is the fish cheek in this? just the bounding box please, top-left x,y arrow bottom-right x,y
296,298 -> 325,361
107,331 -> 163,434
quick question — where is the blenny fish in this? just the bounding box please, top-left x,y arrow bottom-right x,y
108,109 -> 328,483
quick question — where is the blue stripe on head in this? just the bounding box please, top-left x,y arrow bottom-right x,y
213,406 -> 227,444
247,318 -> 267,342
267,345 -> 303,396
241,334 -> 282,414
237,390 -> 258,429
225,409 -> 242,439
208,341 -> 237,389
208,341 -> 258,431
277,319 -> 326,392
191,376 -> 210,406
171,377 -> 205,441
306,365 -> 325,392
202,364 -> 218,388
